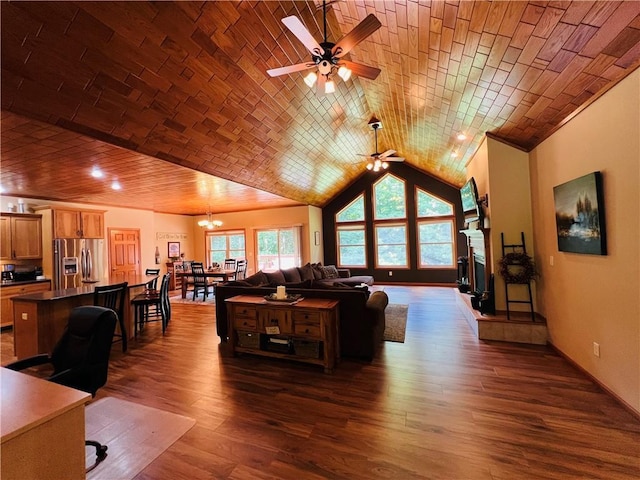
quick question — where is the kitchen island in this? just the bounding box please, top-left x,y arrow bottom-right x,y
11,273 -> 157,359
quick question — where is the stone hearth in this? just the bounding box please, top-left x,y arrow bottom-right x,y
455,289 -> 547,345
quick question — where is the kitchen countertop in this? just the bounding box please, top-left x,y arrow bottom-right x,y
1,278 -> 52,287
8,274 -> 158,302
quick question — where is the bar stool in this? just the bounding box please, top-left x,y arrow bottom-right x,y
132,273 -> 171,336
93,282 -> 128,352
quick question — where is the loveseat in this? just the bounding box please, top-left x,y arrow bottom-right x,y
215,265 -> 388,360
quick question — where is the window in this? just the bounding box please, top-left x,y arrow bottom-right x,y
205,230 -> 245,267
373,174 -> 406,220
335,194 -> 366,267
375,223 -> 408,266
374,174 -> 408,267
416,188 -> 455,268
256,226 -> 301,271
337,225 -> 366,267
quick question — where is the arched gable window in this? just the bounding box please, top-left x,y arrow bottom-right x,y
335,194 -> 366,267
374,174 -> 408,267
416,188 -> 455,268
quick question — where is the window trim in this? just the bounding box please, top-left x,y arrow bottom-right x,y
415,186 -> 457,270
254,226 -> 302,272
336,224 -> 367,268
204,229 -> 246,268
373,173 -> 407,221
374,221 -> 409,269
335,192 -> 367,269
416,218 -> 456,269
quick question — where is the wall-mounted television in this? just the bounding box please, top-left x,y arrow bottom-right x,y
460,177 -> 482,222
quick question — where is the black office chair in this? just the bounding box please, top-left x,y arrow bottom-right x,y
5,306 -> 118,473
93,282 -> 128,352
132,272 -> 172,336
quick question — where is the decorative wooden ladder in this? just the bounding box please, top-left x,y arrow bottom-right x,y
500,232 -> 535,321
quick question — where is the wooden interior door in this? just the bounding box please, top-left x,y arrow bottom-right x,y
109,228 -> 141,282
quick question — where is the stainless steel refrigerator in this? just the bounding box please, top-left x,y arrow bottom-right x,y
53,238 -> 106,289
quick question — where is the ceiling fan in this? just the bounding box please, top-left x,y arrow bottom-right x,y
359,117 -> 404,172
266,0 -> 382,95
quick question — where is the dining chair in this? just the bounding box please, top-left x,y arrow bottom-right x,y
144,268 -> 161,319
93,282 -> 128,352
189,262 -> 213,301
224,258 -> 236,271
132,273 -> 171,335
234,259 -> 247,280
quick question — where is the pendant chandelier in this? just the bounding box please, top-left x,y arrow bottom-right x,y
198,212 -> 223,230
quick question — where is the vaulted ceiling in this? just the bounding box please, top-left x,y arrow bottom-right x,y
2,1 -> 639,215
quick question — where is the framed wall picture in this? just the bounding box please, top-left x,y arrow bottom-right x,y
553,171 -> 606,255
168,241 -> 181,259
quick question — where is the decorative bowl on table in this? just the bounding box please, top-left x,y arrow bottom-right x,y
263,293 -> 303,303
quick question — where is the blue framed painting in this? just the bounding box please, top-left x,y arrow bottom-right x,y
553,171 -> 606,255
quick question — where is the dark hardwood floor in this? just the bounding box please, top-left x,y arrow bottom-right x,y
2,286 -> 639,479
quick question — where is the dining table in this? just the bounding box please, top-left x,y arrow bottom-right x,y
177,269 -> 237,299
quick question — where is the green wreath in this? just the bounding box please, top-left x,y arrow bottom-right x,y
498,252 -> 536,284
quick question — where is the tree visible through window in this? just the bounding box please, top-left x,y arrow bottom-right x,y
416,188 -> 455,268
374,174 -> 406,220
256,227 -> 301,271
335,194 -> 366,267
205,230 -> 246,267
374,174 -> 408,267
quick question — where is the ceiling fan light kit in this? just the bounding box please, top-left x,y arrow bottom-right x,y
266,1 -> 381,95
361,117 -> 405,172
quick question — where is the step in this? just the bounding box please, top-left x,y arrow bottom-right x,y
454,289 -> 547,345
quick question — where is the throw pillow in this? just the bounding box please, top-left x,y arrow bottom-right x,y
297,263 -> 315,281
311,262 -> 324,279
282,267 -> 302,283
264,270 -> 286,285
244,271 -> 268,286
321,265 -> 340,279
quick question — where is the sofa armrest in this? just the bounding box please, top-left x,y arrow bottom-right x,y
337,268 -> 351,278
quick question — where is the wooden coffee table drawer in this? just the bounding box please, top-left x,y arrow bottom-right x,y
233,316 -> 257,330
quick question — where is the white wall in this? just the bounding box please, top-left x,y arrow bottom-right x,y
529,69 -> 640,414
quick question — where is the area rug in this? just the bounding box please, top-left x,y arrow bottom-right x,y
169,293 -> 215,305
85,397 -> 196,480
384,304 -> 408,343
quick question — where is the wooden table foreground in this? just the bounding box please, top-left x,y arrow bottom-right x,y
1,368 -> 91,480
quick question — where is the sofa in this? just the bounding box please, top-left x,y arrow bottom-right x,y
215,264 -> 388,360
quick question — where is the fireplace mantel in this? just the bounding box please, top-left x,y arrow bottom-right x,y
460,227 -> 491,293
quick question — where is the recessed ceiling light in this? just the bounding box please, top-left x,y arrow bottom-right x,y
456,133 -> 467,141
111,180 -> 121,190
91,166 -> 104,178
451,151 -> 459,158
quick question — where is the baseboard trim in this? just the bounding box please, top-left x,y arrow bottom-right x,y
548,341 -> 640,421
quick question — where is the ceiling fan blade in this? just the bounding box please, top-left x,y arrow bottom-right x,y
379,149 -> 396,158
332,14 -> 382,58
386,157 -> 405,162
339,60 -> 381,80
267,62 -> 315,77
282,16 -> 323,56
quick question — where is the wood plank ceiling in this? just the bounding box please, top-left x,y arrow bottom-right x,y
2,1 -> 639,215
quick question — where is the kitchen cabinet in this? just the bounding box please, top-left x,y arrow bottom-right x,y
0,280 -> 51,329
0,213 -> 43,260
35,207 -> 105,238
